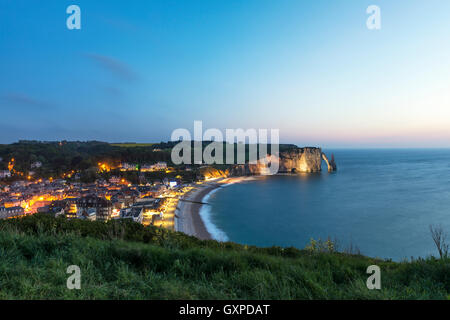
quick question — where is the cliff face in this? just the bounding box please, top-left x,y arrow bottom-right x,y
200,147 -> 336,178
199,167 -> 228,179
279,147 -> 323,173
229,147 -> 336,175
229,163 -> 262,176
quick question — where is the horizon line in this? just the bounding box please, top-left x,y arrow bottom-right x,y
2,140 -> 450,150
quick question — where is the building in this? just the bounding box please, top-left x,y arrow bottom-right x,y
79,208 -> 96,221
2,198 -> 21,208
0,170 -> 11,179
51,198 -> 78,218
155,162 -> 168,170
76,196 -> 113,221
31,161 -> 42,169
0,206 -> 25,219
141,162 -> 168,172
133,198 -> 167,215
140,185 -> 166,198
109,176 -> 121,184
120,163 -> 138,171
52,207 -> 65,217
120,207 -> 143,224
37,206 -> 50,213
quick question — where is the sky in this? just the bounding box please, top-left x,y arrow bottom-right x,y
0,0 -> 449,147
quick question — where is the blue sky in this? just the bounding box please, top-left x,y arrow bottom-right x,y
0,0 -> 449,147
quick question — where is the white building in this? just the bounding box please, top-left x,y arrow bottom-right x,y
109,176 -> 121,184
120,163 -> 137,171
0,206 -> 25,219
0,170 -> 11,179
120,207 -> 143,224
154,162 -> 167,170
31,161 -> 42,169
141,162 -> 168,172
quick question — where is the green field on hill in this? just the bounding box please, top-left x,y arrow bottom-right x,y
110,143 -> 156,148
0,215 -> 448,299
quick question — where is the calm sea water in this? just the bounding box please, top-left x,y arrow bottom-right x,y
201,149 -> 450,261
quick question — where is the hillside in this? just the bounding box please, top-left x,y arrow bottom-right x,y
0,214 -> 448,299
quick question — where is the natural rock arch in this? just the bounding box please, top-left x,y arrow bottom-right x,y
321,153 -> 336,172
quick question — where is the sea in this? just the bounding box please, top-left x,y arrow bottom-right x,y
199,149 -> 450,261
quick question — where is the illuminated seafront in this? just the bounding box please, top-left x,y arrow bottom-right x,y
0,157 -> 196,226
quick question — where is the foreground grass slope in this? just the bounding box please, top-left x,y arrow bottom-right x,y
0,215 -> 448,299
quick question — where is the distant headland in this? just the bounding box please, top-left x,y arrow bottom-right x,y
235,147 -> 337,175
202,147 -> 337,178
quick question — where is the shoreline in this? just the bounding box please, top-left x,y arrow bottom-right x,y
175,177 -> 249,240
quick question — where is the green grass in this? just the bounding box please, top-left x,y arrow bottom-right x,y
110,143 -> 156,148
0,214 -> 448,299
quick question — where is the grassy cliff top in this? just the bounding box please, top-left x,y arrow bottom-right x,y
0,214 -> 448,299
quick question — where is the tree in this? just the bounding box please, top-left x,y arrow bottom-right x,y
430,225 -> 449,259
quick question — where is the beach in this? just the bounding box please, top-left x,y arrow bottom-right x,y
175,177 -> 248,240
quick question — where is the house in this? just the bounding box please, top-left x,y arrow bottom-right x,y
0,206 -> 25,219
37,206 -> 50,213
2,198 -> 21,208
120,207 -> 143,224
79,208 -> 96,221
138,185 -> 166,198
0,170 -> 11,179
120,163 -> 137,171
169,181 -> 178,188
151,213 -> 165,227
31,161 -> 42,169
133,198 -> 167,215
76,196 -> 113,221
109,176 -> 121,184
140,162 -> 168,172
52,207 -> 65,217
12,181 -> 26,188
155,162 -> 168,170
51,198 -> 78,218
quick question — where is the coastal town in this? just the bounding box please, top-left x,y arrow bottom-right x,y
0,141 -> 333,239
0,140 -> 259,241
0,158 -> 200,230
